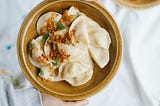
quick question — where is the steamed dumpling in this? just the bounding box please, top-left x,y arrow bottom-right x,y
40,60 -> 93,86
65,66 -> 93,86
88,27 -> 111,49
59,61 -> 91,79
44,6 -> 80,39
58,43 -> 93,78
84,16 -> 111,68
69,15 -> 90,48
57,43 -> 91,64
89,45 -> 110,68
39,67 -> 63,82
37,12 -> 62,35
57,43 -> 93,86
43,42 -> 93,85
29,36 -> 50,68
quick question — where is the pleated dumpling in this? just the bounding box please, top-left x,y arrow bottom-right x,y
39,66 -> 64,82
57,43 -> 93,70
88,27 -> 111,49
37,12 -> 62,35
28,36 -> 50,68
85,17 -> 111,68
65,67 -> 93,86
69,15 -> 90,48
57,43 -> 93,86
89,45 -> 110,68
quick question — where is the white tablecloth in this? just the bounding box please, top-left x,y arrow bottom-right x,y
0,0 -> 160,106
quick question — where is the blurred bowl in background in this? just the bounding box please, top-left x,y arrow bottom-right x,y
114,0 -> 160,9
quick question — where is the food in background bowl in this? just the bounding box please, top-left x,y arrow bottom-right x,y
114,0 -> 160,9
28,6 -> 111,86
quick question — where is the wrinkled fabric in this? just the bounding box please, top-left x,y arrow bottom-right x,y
0,0 -> 43,89
0,0 -> 160,106
0,79 -> 42,106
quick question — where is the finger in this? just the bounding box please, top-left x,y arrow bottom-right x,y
41,92 -> 66,104
75,100 -> 89,105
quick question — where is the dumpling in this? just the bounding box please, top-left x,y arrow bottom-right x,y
39,61 -> 93,86
52,7 -> 79,36
60,62 -> 89,78
88,27 -> 111,49
83,16 -> 111,68
89,45 -> 110,68
57,43 -> 92,64
57,43 -> 93,85
39,67 -> 63,82
65,67 -> 93,86
37,12 -> 62,35
43,42 -> 93,82
69,15 -> 90,48
29,36 -> 51,68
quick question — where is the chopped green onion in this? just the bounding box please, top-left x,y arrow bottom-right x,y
56,22 -> 65,30
38,70 -> 44,78
41,34 -> 49,43
55,57 -> 60,66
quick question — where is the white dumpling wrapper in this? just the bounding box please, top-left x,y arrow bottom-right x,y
44,38 -> 50,56
29,36 -> 50,68
69,15 -> 90,48
88,27 -> 111,49
40,67 -> 63,82
37,12 -> 62,35
89,45 -> 110,68
60,62 -> 91,79
65,67 -> 93,86
57,43 -> 93,79
82,15 -> 111,68
57,43 -> 91,64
